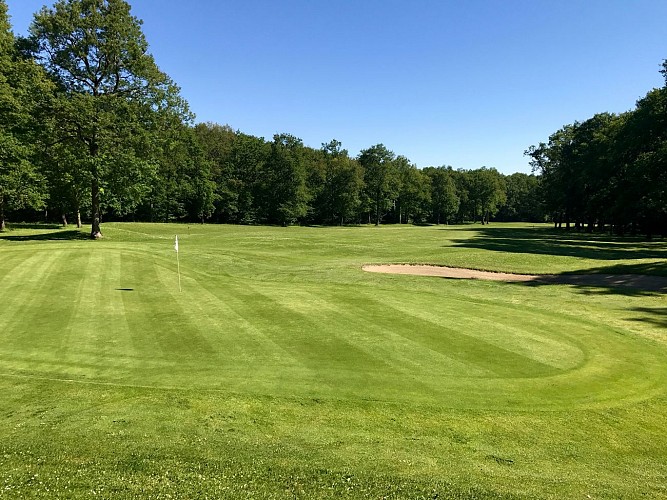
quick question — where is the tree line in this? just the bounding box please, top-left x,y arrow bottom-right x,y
526,62 -> 667,238
1,0 -> 664,238
188,126 -> 541,227
0,0 -> 543,236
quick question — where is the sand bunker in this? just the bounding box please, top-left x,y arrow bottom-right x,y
362,264 -> 667,292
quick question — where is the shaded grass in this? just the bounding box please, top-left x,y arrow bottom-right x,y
1,223 -> 667,498
452,225 -> 667,261
628,307 -> 667,328
2,222 -> 64,230
0,229 -> 88,242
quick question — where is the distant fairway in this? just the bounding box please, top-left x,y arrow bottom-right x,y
1,223 -> 666,499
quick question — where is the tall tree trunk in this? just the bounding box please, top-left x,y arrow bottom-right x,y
91,176 -> 102,238
90,142 -> 102,239
76,208 -> 82,228
62,213 -> 68,226
0,198 -> 5,232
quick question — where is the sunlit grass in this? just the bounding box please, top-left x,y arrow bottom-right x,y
1,223 -> 666,498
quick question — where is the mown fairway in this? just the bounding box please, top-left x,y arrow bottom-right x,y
1,223 -> 666,499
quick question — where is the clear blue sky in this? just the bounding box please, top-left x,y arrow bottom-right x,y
6,0 -> 667,174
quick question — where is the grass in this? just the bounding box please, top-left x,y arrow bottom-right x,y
0,222 -> 666,499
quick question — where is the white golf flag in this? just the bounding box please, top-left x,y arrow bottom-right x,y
174,235 -> 179,253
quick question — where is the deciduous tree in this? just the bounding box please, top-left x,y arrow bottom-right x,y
395,157 -> 430,224
358,144 -> 398,226
467,167 -> 506,224
423,166 -> 459,224
30,0 -> 190,238
311,140 -> 362,225
263,133 -> 309,225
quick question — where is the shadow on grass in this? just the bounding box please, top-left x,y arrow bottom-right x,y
627,307 -> 667,328
523,262 -> 667,296
7,223 -> 66,230
524,273 -> 667,296
457,227 -> 667,295
0,229 -> 88,242
452,226 -> 667,261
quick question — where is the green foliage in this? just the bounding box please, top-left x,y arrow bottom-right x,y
261,133 -> 310,225
357,144 -> 399,225
470,167 -> 507,224
193,123 -> 240,222
526,61 -> 667,236
5,3 -> 667,235
29,0 -> 190,237
138,123 -> 214,223
395,156 -> 431,224
309,140 -> 363,225
187,130 -> 540,227
1,1 -> 555,230
618,87 -> 667,236
423,166 -> 459,224
496,173 -> 543,222
42,139 -> 91,225
452,167 -> 506,224
0,0 -> 52,229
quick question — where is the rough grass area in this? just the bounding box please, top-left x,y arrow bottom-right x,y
1,223 -> 666,499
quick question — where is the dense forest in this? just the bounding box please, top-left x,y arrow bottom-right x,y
1,0 -> 665,237
526,61 -> 667,238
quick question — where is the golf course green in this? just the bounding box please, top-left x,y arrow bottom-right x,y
1,223 -> 666,498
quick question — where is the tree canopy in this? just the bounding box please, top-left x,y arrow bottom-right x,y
0,0 -> 52,231
526,63 -> 667,236
29,0 -> 190,237
2,1 -> 666,237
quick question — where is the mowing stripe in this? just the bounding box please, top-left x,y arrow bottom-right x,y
377,291 -> 586,372
0,249 -> 67,346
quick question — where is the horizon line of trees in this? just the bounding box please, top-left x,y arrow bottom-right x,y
180,125 -> 543,227
1,0 -> 664,238
0,0 -> 543,235
5,115 -> 545,228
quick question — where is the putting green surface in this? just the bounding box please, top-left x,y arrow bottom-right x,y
1,223 -> 666,498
